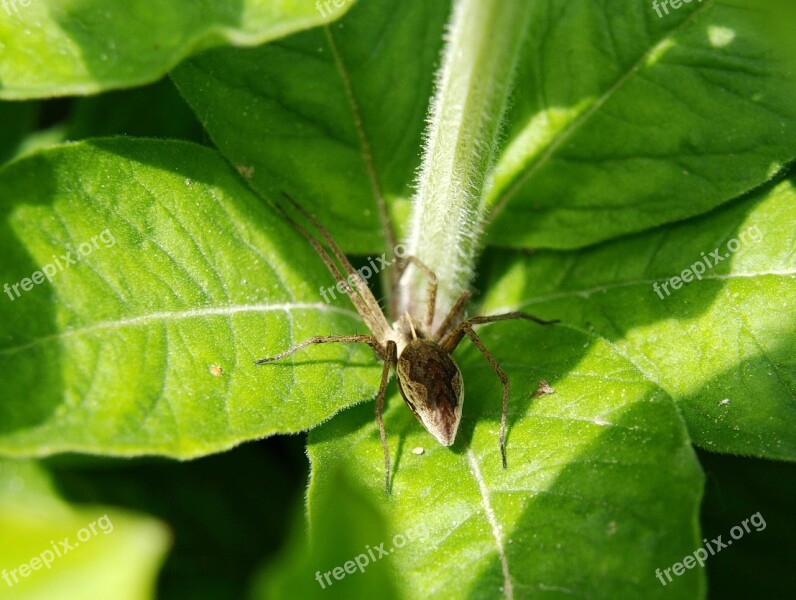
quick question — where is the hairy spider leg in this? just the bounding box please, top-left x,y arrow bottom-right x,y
376,341 -> 398,494
257,195 -> 402,494
280,193 -> 390,340
393,256 -> 438,334
434,289 -> 472,342
254,335 -> 383,364
441,311 -> 560,468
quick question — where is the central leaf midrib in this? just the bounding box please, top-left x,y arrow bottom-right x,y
0,303 -> 359,356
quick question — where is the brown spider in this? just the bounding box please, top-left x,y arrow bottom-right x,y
256,196 -> 558,493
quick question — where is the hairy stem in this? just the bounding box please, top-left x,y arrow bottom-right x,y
397,0 -> 531,328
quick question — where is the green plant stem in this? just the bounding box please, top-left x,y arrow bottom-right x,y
397,0 -> 532,327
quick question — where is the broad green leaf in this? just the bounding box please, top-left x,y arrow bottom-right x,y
172,0 -> 451,254
0,0 -> 354,100
478,177 -> 796,461
486,0 -> 796,249
0,459 -> 169,599
0,138 -> 380,458
308,326 -> 705,599
253,469 -> 399,600
0,0 -> 790,597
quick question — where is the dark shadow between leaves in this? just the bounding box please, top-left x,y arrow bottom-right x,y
45,439 -> 307,600
0,155 -> 63,436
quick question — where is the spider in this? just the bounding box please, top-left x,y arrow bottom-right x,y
256,196 -> 558,493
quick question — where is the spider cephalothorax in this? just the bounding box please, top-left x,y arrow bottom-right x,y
256,195 -> 557,493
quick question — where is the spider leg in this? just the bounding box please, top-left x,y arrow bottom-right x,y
394,256 -> 438,333
254,335 -> 384,364
440,311 -> 559,350
453,324 -> 512,468
439,311 -> 559,468
433,290 -> 472,342
280,193 -> 391,339
376,340 -> 397,495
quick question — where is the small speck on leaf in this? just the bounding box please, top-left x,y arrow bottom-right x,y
209,365 -> 223,377
236,165 -> 255,179
532,380 -> 555,398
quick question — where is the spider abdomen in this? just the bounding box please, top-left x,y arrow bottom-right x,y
395,339 -> 464,446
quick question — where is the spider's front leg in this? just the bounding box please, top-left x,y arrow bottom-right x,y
392,256 -> 438,333
376,341 -> 398,495
440,310 -> 559,468
254,335 -> 384,364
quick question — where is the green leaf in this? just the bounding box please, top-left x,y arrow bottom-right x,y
0,138 -> 380,458
478,176 -> 796,460
486,0 -> 796,248
0,0 -> 791,597
172,0 -> 451,254
0,459 -> 169,599
308,326 -> 705,599
173,0 -> 796,255
0,0 -> 353,100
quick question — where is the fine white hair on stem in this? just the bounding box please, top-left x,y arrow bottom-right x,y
397,0 -> 533,329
